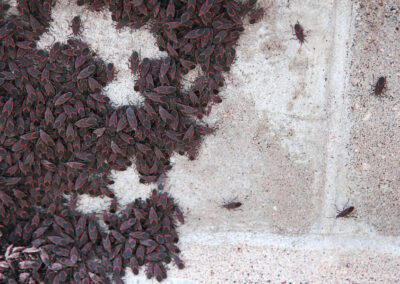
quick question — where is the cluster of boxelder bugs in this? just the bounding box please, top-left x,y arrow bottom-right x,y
0,189 -> 184,283
0,0 -> 264,282
73,0 -> 264,184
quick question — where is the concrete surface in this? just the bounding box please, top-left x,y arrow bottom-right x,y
32,0 -> 400,282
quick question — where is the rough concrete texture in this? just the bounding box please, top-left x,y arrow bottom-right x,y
346,0 -> 400,236
128,233 -> 400,283
31,0 -> 400,282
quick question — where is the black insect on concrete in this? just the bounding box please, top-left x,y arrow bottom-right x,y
373,76 -> 387,96
336,206 -> 355,218
293,20 -> 306,45
221,198 -> 242,210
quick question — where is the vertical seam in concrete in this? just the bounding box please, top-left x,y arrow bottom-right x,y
317,0 -> 356,233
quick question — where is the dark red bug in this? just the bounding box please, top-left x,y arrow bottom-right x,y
71,16 -> 82,36
336,206 -> 355,218
293,21 -> 306,45
77,65 -> 96,79
199,0 -> 215,17
172,254 -> 185,269
154,263 -> 165,282
106,63 -> 115,82
221,198 -> 242,210
129,51 -> 140,75
175,207 -> 185,224
249,8 -> 265,25
373,76 -> 386,96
